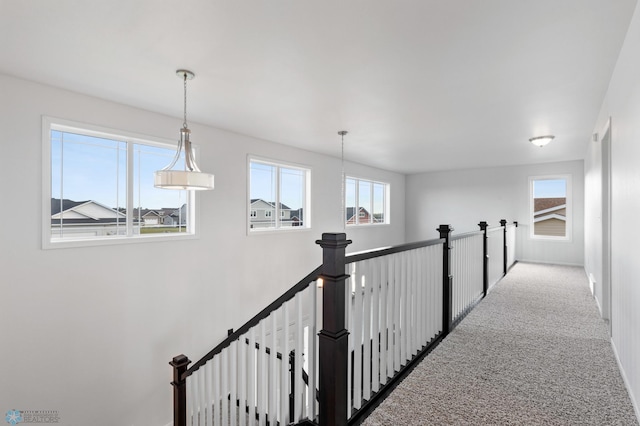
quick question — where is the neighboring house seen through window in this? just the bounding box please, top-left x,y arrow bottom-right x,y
249,158 -> 310,231
43,117 -> 196,248
345,177 -> 389,225
529,175 -> 571,240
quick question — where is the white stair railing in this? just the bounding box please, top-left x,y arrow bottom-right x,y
177,267 -> 322,426
487,226 -> 504,289
451,231 -> 484,322
506,223 -> 517,270
345,241 -> 444,416
172,221 -> 518,426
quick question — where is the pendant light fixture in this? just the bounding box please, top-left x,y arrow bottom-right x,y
529,135 -> 555,147
154,70 -> 215,190
339,130 -> 348,229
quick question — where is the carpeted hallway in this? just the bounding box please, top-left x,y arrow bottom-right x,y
362,262 -> 639,425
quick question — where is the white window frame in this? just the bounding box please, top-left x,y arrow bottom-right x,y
529,174 -> 572,241
345,176 -> 390,226
248,156 -> 311,233
42,116 -> 199,249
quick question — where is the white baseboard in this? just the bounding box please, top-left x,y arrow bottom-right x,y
611,338 -> 640,423
588,272 -> 596,296
517,258 -> 584,267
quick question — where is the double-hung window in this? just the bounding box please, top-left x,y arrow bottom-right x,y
43,117 -> 197,248
248,158 -> 310,231
529,175 -> 571,240
345,177 -> 389,225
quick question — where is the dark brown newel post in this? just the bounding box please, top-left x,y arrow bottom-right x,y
316,233 -> 352,426
170,354 -> 191,426
437,225 -> 453,336
500,219 -> 508,275
478,221 -> 489,297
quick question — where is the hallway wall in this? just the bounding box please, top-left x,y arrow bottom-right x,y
0,74 -> 405,426
405,160 -> 585,266
585,0 -> 640,418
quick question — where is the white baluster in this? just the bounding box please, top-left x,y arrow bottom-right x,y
362,259 -> 372,401
393,253 -> 401,373
400,251 -> 408,365
198,367 -> 206,426
295,292 -> 303,422
258,320 -> 266,426
307,281 -> 317,420
268,313 -> 277,426
230,341 -> 237,426
221,349 -> 229,426
353,261 -> 363,409
281,301 -> 290,425
371,258 -> 380,393
205,360 -> 212,426
346,264 -> 353,417
379,258 -> 388,384
239,336 -> 246,426
247,328 -> 256,426
212,357 -> 220,426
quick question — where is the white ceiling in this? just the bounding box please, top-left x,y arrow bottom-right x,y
1,0 -> 636,174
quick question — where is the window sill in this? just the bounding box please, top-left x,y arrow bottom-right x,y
42,232 -> 198,250
247,227 -> 312,236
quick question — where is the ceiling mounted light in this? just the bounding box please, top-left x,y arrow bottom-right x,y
154,70 -> 215,190
529,135 -> 555,147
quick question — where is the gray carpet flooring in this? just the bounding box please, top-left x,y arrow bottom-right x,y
362,262 -> 638,425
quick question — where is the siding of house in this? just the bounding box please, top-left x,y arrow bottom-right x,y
534,218 -> 566,237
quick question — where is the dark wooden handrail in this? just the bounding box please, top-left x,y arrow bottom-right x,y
183,265 -> 323,379
345,237 -> 444,264
451,230 -> 484,241
172,222 -> 518,426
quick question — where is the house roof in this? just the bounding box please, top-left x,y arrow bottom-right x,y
51,198 -> 127,224
51,199 -> 185,224
250,199 -> 292,210
534,198 -> 566,214
51,198 -> 89,216
346,207 -> 370,221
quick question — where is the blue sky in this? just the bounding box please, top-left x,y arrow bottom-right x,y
533,178 -> 566,198
51,130 -> 187,209
250,161 -> 305,209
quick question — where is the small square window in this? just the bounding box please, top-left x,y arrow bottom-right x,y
345,177 -> 389,226
249,158 -> 310,232
529,175 -> 571,240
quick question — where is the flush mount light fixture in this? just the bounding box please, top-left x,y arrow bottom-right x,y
154,70 -> 215,190
529,135 -> 555,147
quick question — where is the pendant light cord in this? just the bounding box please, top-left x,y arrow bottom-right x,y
183,72 -> 188,129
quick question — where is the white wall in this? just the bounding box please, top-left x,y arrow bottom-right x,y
0,74 -> 405,426
405,160 -> 585,266
585,1 -> 640,418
